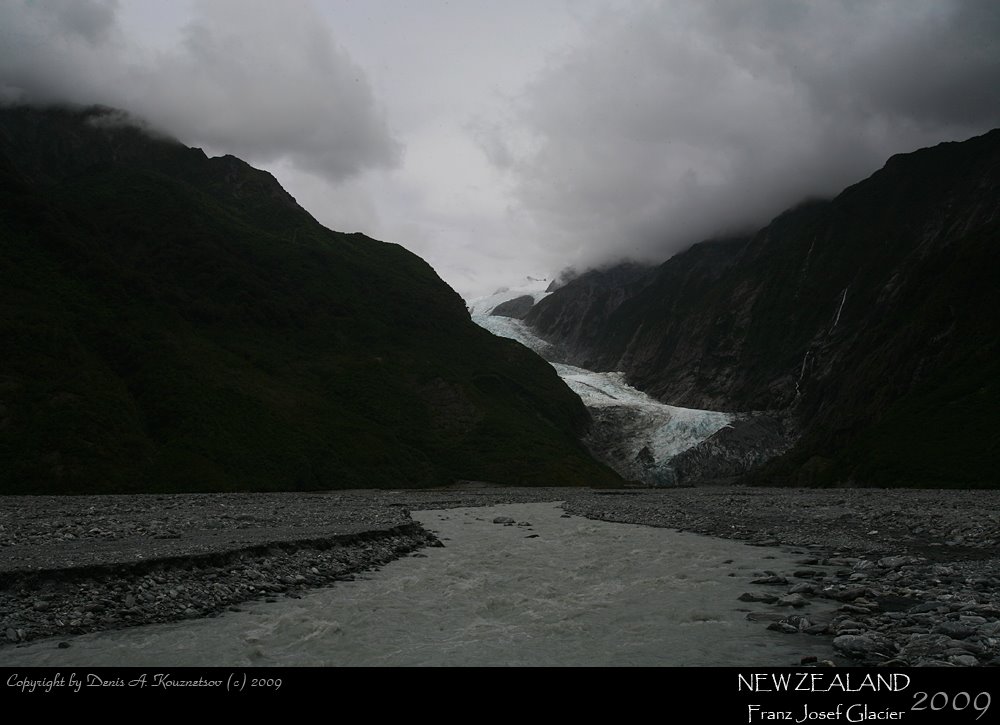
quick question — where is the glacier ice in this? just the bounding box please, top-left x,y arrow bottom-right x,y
468,282 -> 733,485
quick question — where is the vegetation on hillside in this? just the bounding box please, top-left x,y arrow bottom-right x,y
0,106 -> 620,493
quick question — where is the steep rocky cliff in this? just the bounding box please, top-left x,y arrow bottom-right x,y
524,262 -> 656,369
527,130 -> 1000,487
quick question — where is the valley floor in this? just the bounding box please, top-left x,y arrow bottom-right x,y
1,486 -> 998,666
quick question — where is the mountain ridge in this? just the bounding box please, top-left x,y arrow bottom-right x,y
526,128 -> 1000,487
0,104 -> 622,493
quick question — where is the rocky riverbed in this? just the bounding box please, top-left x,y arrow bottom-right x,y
563,487 -> 1000,667
1,486 -> 998,666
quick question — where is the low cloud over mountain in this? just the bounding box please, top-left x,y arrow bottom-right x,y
0,0 -> 399,181
500,0 -> 1000,270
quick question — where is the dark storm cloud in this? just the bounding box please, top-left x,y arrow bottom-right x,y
504,0 -> 1000,270
841,0 -> 1000,127
0,0 -> 399,181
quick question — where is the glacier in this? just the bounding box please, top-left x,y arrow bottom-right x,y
468,279 -> 733,485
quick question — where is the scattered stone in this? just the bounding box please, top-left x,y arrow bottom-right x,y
830,587 -> 867,602
768,621 -> 799,634
781,614 -> 812,631
738,592 -> 779,604
833,634 -> 893,658
978,621 -> 1000,636
835,619 -> 866,633
934,622 -> 975,639
878,556 -> 917,569
777,594 -> 809,608
949,654 -> 979,667
840,603 -> 873,614
826,558 -> 855,567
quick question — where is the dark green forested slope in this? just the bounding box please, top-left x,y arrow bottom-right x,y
0,105 -> 620,493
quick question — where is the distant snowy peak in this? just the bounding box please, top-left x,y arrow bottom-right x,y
467,277 -> 552,318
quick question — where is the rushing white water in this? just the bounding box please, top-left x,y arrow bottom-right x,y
0,503 -> 833,666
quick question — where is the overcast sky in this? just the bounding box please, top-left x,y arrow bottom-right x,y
2,1 -> 999,297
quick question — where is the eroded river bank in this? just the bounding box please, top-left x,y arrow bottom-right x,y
1,487 -> 998,666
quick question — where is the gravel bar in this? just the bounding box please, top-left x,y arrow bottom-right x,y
563,487 -> 1000,667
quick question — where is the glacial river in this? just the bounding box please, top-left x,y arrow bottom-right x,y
0,502 -> 834,666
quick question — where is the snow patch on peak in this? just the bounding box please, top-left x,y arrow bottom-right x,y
467,277 -> 552,318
